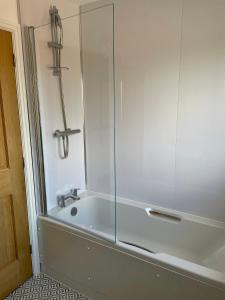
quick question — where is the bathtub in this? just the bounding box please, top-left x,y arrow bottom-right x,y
40,192 -> 225,299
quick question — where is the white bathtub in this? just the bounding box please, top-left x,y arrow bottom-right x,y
48,192 -> 225,287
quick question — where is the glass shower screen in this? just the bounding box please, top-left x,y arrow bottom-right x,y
33,4 -> 116,241
115,0 -> 225,274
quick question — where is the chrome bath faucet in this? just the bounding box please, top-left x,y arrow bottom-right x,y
57,188 -> 80,208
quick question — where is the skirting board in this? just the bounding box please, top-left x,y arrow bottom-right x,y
38,217 -> 225,300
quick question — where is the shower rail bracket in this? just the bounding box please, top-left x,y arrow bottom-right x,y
48,42 -> 63,49
53,128 -> 81,138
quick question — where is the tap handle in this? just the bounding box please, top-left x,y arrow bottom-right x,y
71,188 -> 80,196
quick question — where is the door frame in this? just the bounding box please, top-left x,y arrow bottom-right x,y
0,18 -> 39,274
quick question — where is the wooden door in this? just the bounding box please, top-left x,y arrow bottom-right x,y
0,29 -> 32,299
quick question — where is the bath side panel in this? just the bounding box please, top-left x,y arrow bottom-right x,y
38,218 -> 225,300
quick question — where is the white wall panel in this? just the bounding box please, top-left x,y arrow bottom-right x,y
175,0 -> 225,220
81,5 -> 115,195
114,0 -> 182,208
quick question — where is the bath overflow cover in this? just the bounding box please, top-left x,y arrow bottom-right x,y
71,207 -> 78,216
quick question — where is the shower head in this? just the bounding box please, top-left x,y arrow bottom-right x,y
49,5 -> 58,16
49,5 -> 62,28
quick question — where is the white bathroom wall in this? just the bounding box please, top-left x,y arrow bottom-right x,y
114,0 -> 225,221
18,0 -> 92,209
175,0 -> 225,220
0,0 -> 18,23
115,0 -> 181,209
18,0 -> 98,27
18,0 -> 78,27
19,0 -> 225,220
34,16 -> 85,209
81,0 -> 225,222
17,0 -> 101,212
81,4 -> 115,195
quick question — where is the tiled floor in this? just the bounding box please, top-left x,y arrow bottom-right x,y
5,273 -> 91,300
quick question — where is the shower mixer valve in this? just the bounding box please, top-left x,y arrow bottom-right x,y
53,128 -> 81,138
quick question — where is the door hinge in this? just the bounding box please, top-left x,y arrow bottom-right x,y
22,156 -> 25,169
30,244 -> 32,254
12,54 -> 16,67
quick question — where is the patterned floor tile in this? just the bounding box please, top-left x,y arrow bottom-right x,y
5,273 -> 91,300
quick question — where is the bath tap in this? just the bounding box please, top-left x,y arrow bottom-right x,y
57,188 -> 80,208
